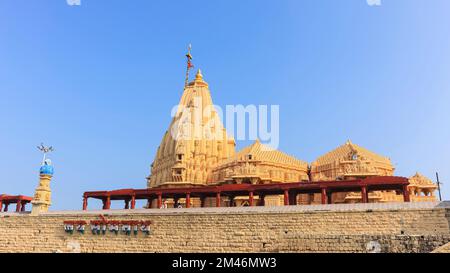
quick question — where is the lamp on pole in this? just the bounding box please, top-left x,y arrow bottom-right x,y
37,143 -> 54,164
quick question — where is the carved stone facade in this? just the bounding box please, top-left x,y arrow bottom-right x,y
407,172 -> 437,201
147,70 -> 236,188
310,140 -> 394,182
211,140 -> 309,185
305,142 -> 437,204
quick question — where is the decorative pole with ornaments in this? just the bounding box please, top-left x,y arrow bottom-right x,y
31,143 -> 54,215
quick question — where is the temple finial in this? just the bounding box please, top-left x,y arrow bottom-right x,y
195,69 -> 203,80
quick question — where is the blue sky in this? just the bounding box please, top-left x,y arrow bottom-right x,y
0,0 -> 449,210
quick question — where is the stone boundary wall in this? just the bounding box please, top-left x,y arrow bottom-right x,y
277,235 -> 450,253
0,202 -> 449,253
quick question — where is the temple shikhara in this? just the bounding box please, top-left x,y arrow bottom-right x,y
80,47 -> 438,210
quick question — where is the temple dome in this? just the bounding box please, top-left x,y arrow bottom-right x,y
218,140 -> 308,169
211,140 -> 310,184
310,140 -> 394,181
409,172 -> 437,188
312,140 -> 392,166
39,159 -> 54,176
40,165 -> 54,176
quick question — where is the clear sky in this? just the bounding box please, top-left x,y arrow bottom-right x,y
0,0 -> 449,210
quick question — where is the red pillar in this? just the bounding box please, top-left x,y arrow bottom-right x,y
258,194 -> 265,206
229,196 -> 235,207
249,191 -> 254,206
104,196 -> 111,210
361,186 -> 368,203
308,193 -> 314,204
216,192 -> 221,207
0,200 -> 3,212
283,190 -> 289,206
157,194 -> 162,208
16,201 -> 22,212
82,196 -> 88,210
131,195 -> 136,209
321,188 -> 327,204
289,192 -> 297,205
403,185 -> 410,202
186,193 -> 191,208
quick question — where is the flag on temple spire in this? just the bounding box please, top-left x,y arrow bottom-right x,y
186,44 -> 194,68
184,44 -> 194,87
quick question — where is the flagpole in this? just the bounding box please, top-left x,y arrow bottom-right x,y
184,44 -> 193,88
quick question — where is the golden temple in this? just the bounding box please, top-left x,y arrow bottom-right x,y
144,55 -> 437,207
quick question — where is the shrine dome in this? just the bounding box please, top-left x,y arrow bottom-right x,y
39,159 -> 54,176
